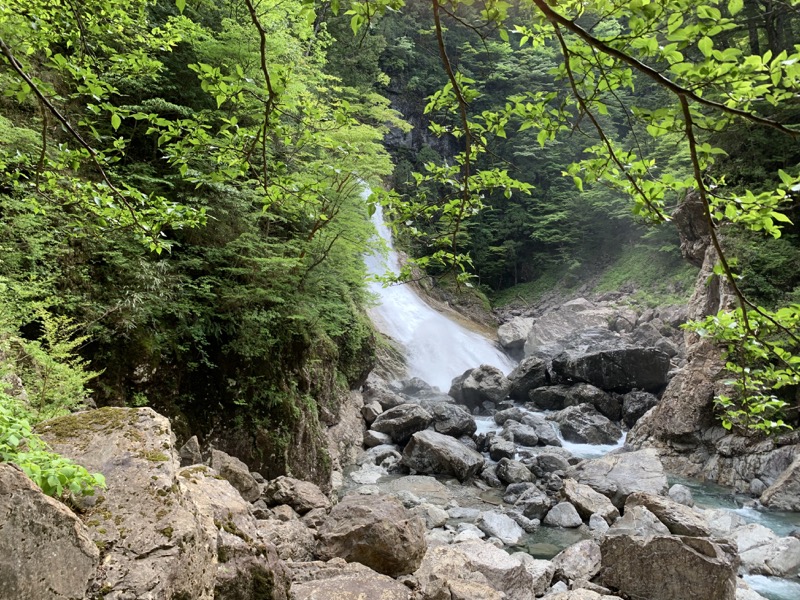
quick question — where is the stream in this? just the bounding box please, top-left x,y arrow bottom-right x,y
362,186 -> 799,600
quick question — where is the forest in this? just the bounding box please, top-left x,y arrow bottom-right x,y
1,0 -> 799,494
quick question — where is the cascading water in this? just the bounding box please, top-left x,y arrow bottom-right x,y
364,191 -> 516,391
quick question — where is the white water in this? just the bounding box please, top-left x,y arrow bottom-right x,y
559,431 -> 627,460
365,198 -> 516,391
744,575 -> 800,600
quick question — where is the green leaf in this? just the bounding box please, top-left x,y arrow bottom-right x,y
698,37 -> 713,58
176,0 -> 186,13
728,0 -> 743,15
111,113 -> 121,131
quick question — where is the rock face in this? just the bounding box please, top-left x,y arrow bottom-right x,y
371,403 -> 433,445
498,317 -> 535,353
568,449 -> 668,508
316,494 -> 426,577
0,463 -> 99,600
449,365 -> 511,410
524,299 -> 615,357
599,532 -> 738,600
211,448 -> 262,502
507,356 -> 549,401
39,408 -> 219,599
290,559 -> 411,600
621,391 -> 659,427
403,430 -> 485,482
760,454 -> 800,510
262,476 -> 331,515
549,405 -> 622,445
552,346 -> 670,392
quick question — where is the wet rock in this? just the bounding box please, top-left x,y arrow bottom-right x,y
534,453 -> 572,475
507,510 -> 540,533
403,430 -> 485,482
552,346 -> 670,392
496,458 -> 533,485
450,365 -> 511,410
262,476 -> 331,515
552,539 -> 602,583
211,448 -> 261,502
489,437 -> 517,461
290,559 -> 411,600
567,383 -> 622,422
363,374 -> 408,410
563,479 -> 619,524
371,403 -> 433,445
524,299 -> 616,358
568,448 -> 668,509
480,463 -> 504,488
499,317 -> 535,353
543,502 -> 583,528
0,463 -> 99,600
477,510 -> 525,545
549,404 -> 623,445
621,390 -> 660,428
431,403 -> 477,438
508,355 -> 549,401
668,483 -> 694,507
731,523 -> 800,578
514,486 -> 554,520
529,385 -> 573,411
316,494 -> 426,577
179,435 -> 203,466
400,377 -> 435,396
625,491 -> 709,537
412,503 -> 449,529
760,455 -> 800,511
599,531 -> 738,600
501,420 -> 540,447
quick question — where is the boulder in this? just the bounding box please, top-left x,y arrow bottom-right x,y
543,502 -> 583,528
316,494 -> 426,577
668,483 -> 694,507
211,448 -> 261,502
262,476 -> 331,515
563,479 -> 619,524
621,391 -> 660,428
414,540 -> 537,600
522,413 -> 563,447
361,401 -> 383,425
547,591 -> 623,600
552,346 -> 670,392
450,365 -> 511,410
256,518 -> 316,561
179,435 -> 203,466
731,523 -> 800,578
513,486 -> 554,520
549,405 -> 623,445
39,408 -> 220,599
529,385 -> 573,411
363,375 -> 408,410
552,539 -> 602,583
364,429 -> 392,448
523,299 -> 615,358
0,463 -> 99,600
412,503 -> 450,529
499,317 -> 535,353
476,510 -> 526,545
568,449 -> 668,508
760,455 -> 800,511
496,458 -> 533,484
501,420 -> 540,447
290,559 -> 411,600
431,403 -> 477,438
371,403 -> 433,445
599,532 -> 738,600
510,552 -> 555,596
625,492 -> 710,537
489,437 -> 517,461
508,356 -> 549,401
567,383 -> 622,422
403,430 -> 485,482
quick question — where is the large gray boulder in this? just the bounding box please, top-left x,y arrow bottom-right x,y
529,385 -> 573,411
476,510 -> 525,545
552,539 -> 602,583
549,404 -> 623,445
262,476 -> 331,515
760,454 -> 800,511
211,448 -> 261,502
563,479 -> 619,524
371,403 -> 433,445
316,494 -> 426,577
496,458 -> 533,485
507,356 -> 549,401
552,346 -> 670,392
567,383 -> 622,422
290,559 -> 411,600
431,403 -> 477,438
513,486 -> 554,520
524,299 -> 615,357
499,317 -> 535,353
625,491 -> 710,537
403,430 -> 485,482
543,502 -> 583,528
449,365 -> 511,410
501,420 -> 540,448
568,448 -> 668,509
621,390 -> 659,427
730,523 -> 800,578
0,463 -> 99,600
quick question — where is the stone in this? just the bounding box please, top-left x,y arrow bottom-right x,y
507,510 -> 540,533
608,504 -> 670,537
529,385 -> 573,411
210,448 -> 261,502
511,553 -> 555,596
760,455 -> 800,511
549,404 -> 623,445
589,513 -> 610,535
621,391 -> 660,428
543,502 -> 583,528
412,503 -> 450,529
271,504 -> 299,521
256,518 -> 316,561
361,401 -> 383,425
546,591 -> 623,600
514,486 -> 554,520
552,346 -> 670,392
325,389 -> 366,476
567,383 -> 622,422
599,532 -> 738,600
522,414 -> 563,447
262,476 -> 331,515
563,479 -> 619,524
668,483 -> 695,506
508,355 -> 549,401
496,458 -> 533,484
432,403 -> 477,438
476,510 -> 525,545
400,377 -> 435,396
39,408 -> 221,599
371,403 -> 433,445
568,448 -> 668,509
523,299 -> 616,358
290,559 -> 411,600
552,539 -> 602,583
316,494 -> 426,577
499,317 -> 535,352
450,365 -> 511,410
364,429 -> 392,448
403,430 -> 485,482
501,420 -> 540,447
363,374 -> 408,410
0,463 -> 99,600
731,523 -> 800,578
414,540 -> 536,600
489,437 -> 517,461
179,435 -> 203,466
625,491 -> 710,537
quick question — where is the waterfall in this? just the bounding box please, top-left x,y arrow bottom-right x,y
364,193 -> 516,391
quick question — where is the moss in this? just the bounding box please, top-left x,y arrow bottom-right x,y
179,466 -> 209,479
95,540 -> 107,552
215,518 -> 252,543
159,526 -> 174,539
217,546 -> 230,564
140,450 -> 169,462
86,519 -> 100,527
37,407 -> 138,442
